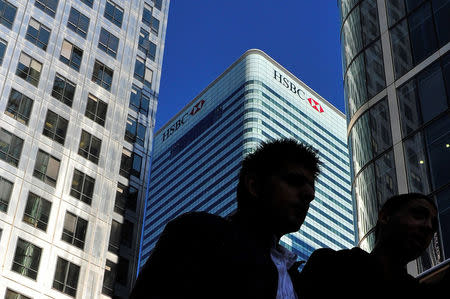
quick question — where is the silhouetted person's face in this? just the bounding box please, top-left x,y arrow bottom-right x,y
260,163 -> 315,237
379,197 -> 437,263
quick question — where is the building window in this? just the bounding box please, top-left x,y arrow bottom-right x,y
0,128 -> 24,167
53,257 -> 80,297
138,28 -> 157,61
23,192 -> 51,231
25,18 -> 50,51
134,56 -> 153,87
62,211 -> 88,250
43,110 -> 68,145
51,73 -> 76,107
11,238 -> 42,280
5,89 -> 34,125
98,27 -> 119,58
92,60 -> 113,91
119,148 -> 142,178
102,260 -> 116,296
154,0 -> 162,11
16,52 -> 42,87
33,149 -> 60,187
125,115 -> 146,146
0,175 -> 13,213
5,289 -> 32,299
60,40 -> 83,71
0,38 -> 6,65
35,0 -> 58,18
78,130 -> 101,164
0,0 -> 17,29
114,183 -> 137,215
142,4 -> 159,36
108,220 -> 121,253
80,0 -> 93,8
129,85 -> 149,115
121,219 -> 133,248
67,7 -> 89,38
85,94 -> 107,126
104,0 -> 123,28
70,169 -> 95,205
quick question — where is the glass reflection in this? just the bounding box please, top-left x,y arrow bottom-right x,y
365,41 -> 385,98
345,54 -> 367,117
342,7 -> 363,68
354,164 -> 377,240
351,112 -> 372,174
425,114 -> 450,189
374,151 -> 398,207
398,79 -> 422,136
390,19 -> 414,79
369,98 -> 392,155
404,132 -> 430,194
360,0 -> 380,46
386,0 -> 407,27
436,187 -> 450,260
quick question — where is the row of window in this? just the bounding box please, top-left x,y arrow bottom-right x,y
1,0 -> 159,61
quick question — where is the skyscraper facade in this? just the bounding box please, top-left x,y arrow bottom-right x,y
0,0 -> 169,298
139,49 -> 355,270
339,0 -> 449,276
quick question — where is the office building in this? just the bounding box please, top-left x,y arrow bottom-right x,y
339,0 -> 449,276
139,49 -> 355,269
0,0 -> 169,298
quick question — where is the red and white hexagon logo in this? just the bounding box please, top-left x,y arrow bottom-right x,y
190,99 -> 205,115
307,98 -> 324,113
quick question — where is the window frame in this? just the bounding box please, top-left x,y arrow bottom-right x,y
35,0 -> 58,18
67,7 -> 90,38
16,52 -> 42,87
61,211 -> 88,250
0,128 -> 24,167
0,0 -> 17,29
70,169 -> 95,205
23,192 -> 52,231
0,175 -> 13,213
85,93 -> 107,126
5,89 -> 34,125
60,39 -> 83,72
43,109 -> 69,145
104,0 -> 123,28
53,257 -> 80,297
11,238 -> 42,280
25,18 -> 51,51
78,130 -> 101,164
92,60 -> 113,91
98,27 -> 119,58
51,73 -> 76,107
33,149 -> 60,187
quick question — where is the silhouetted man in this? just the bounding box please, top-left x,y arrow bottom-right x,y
299,192 -> 447,299
130,139 -> 321,298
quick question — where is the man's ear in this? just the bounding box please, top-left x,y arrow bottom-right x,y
244,173 -> 258,198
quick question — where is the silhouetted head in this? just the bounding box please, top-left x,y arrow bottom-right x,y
236,139 -> 320,236
374,193 -> 438,263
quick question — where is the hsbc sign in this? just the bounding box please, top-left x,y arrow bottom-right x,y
162,99 -> 205,142
273,69 -> 324,113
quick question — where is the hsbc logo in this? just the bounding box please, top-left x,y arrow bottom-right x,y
308,98 -> 324,113
190,100 -> 204,115
162,99 -> 206,142
273,69 -> 324,114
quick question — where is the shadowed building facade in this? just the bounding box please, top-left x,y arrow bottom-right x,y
139,49 -> 355,271
339,0 -> 449,276
0,0 -> 169,298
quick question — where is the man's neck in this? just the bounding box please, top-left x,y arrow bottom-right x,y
370,245 -> 408,279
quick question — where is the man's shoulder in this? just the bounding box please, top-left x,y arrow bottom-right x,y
167,211 -> 229,233
306,247 -> 369,268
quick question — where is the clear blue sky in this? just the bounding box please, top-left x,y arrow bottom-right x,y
155,1 -> 344,131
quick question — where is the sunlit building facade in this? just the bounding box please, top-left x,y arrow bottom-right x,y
0,0 -> 169,298
339,0 -> 449,276
139,49 -> 355,270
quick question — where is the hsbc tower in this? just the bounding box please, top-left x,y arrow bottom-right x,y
138,49 -> 355,269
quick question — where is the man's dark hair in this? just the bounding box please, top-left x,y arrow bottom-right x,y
236,138 -> 320,211
374,192 -> 438,240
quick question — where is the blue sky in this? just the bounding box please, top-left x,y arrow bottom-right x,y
155,1 -> 344,131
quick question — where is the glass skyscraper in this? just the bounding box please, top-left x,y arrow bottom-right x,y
339,0 -> 449,277
139,49 -> 355,270
0,0 -> 169,298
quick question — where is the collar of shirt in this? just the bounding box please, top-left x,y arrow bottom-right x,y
270,238 -> 298,299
